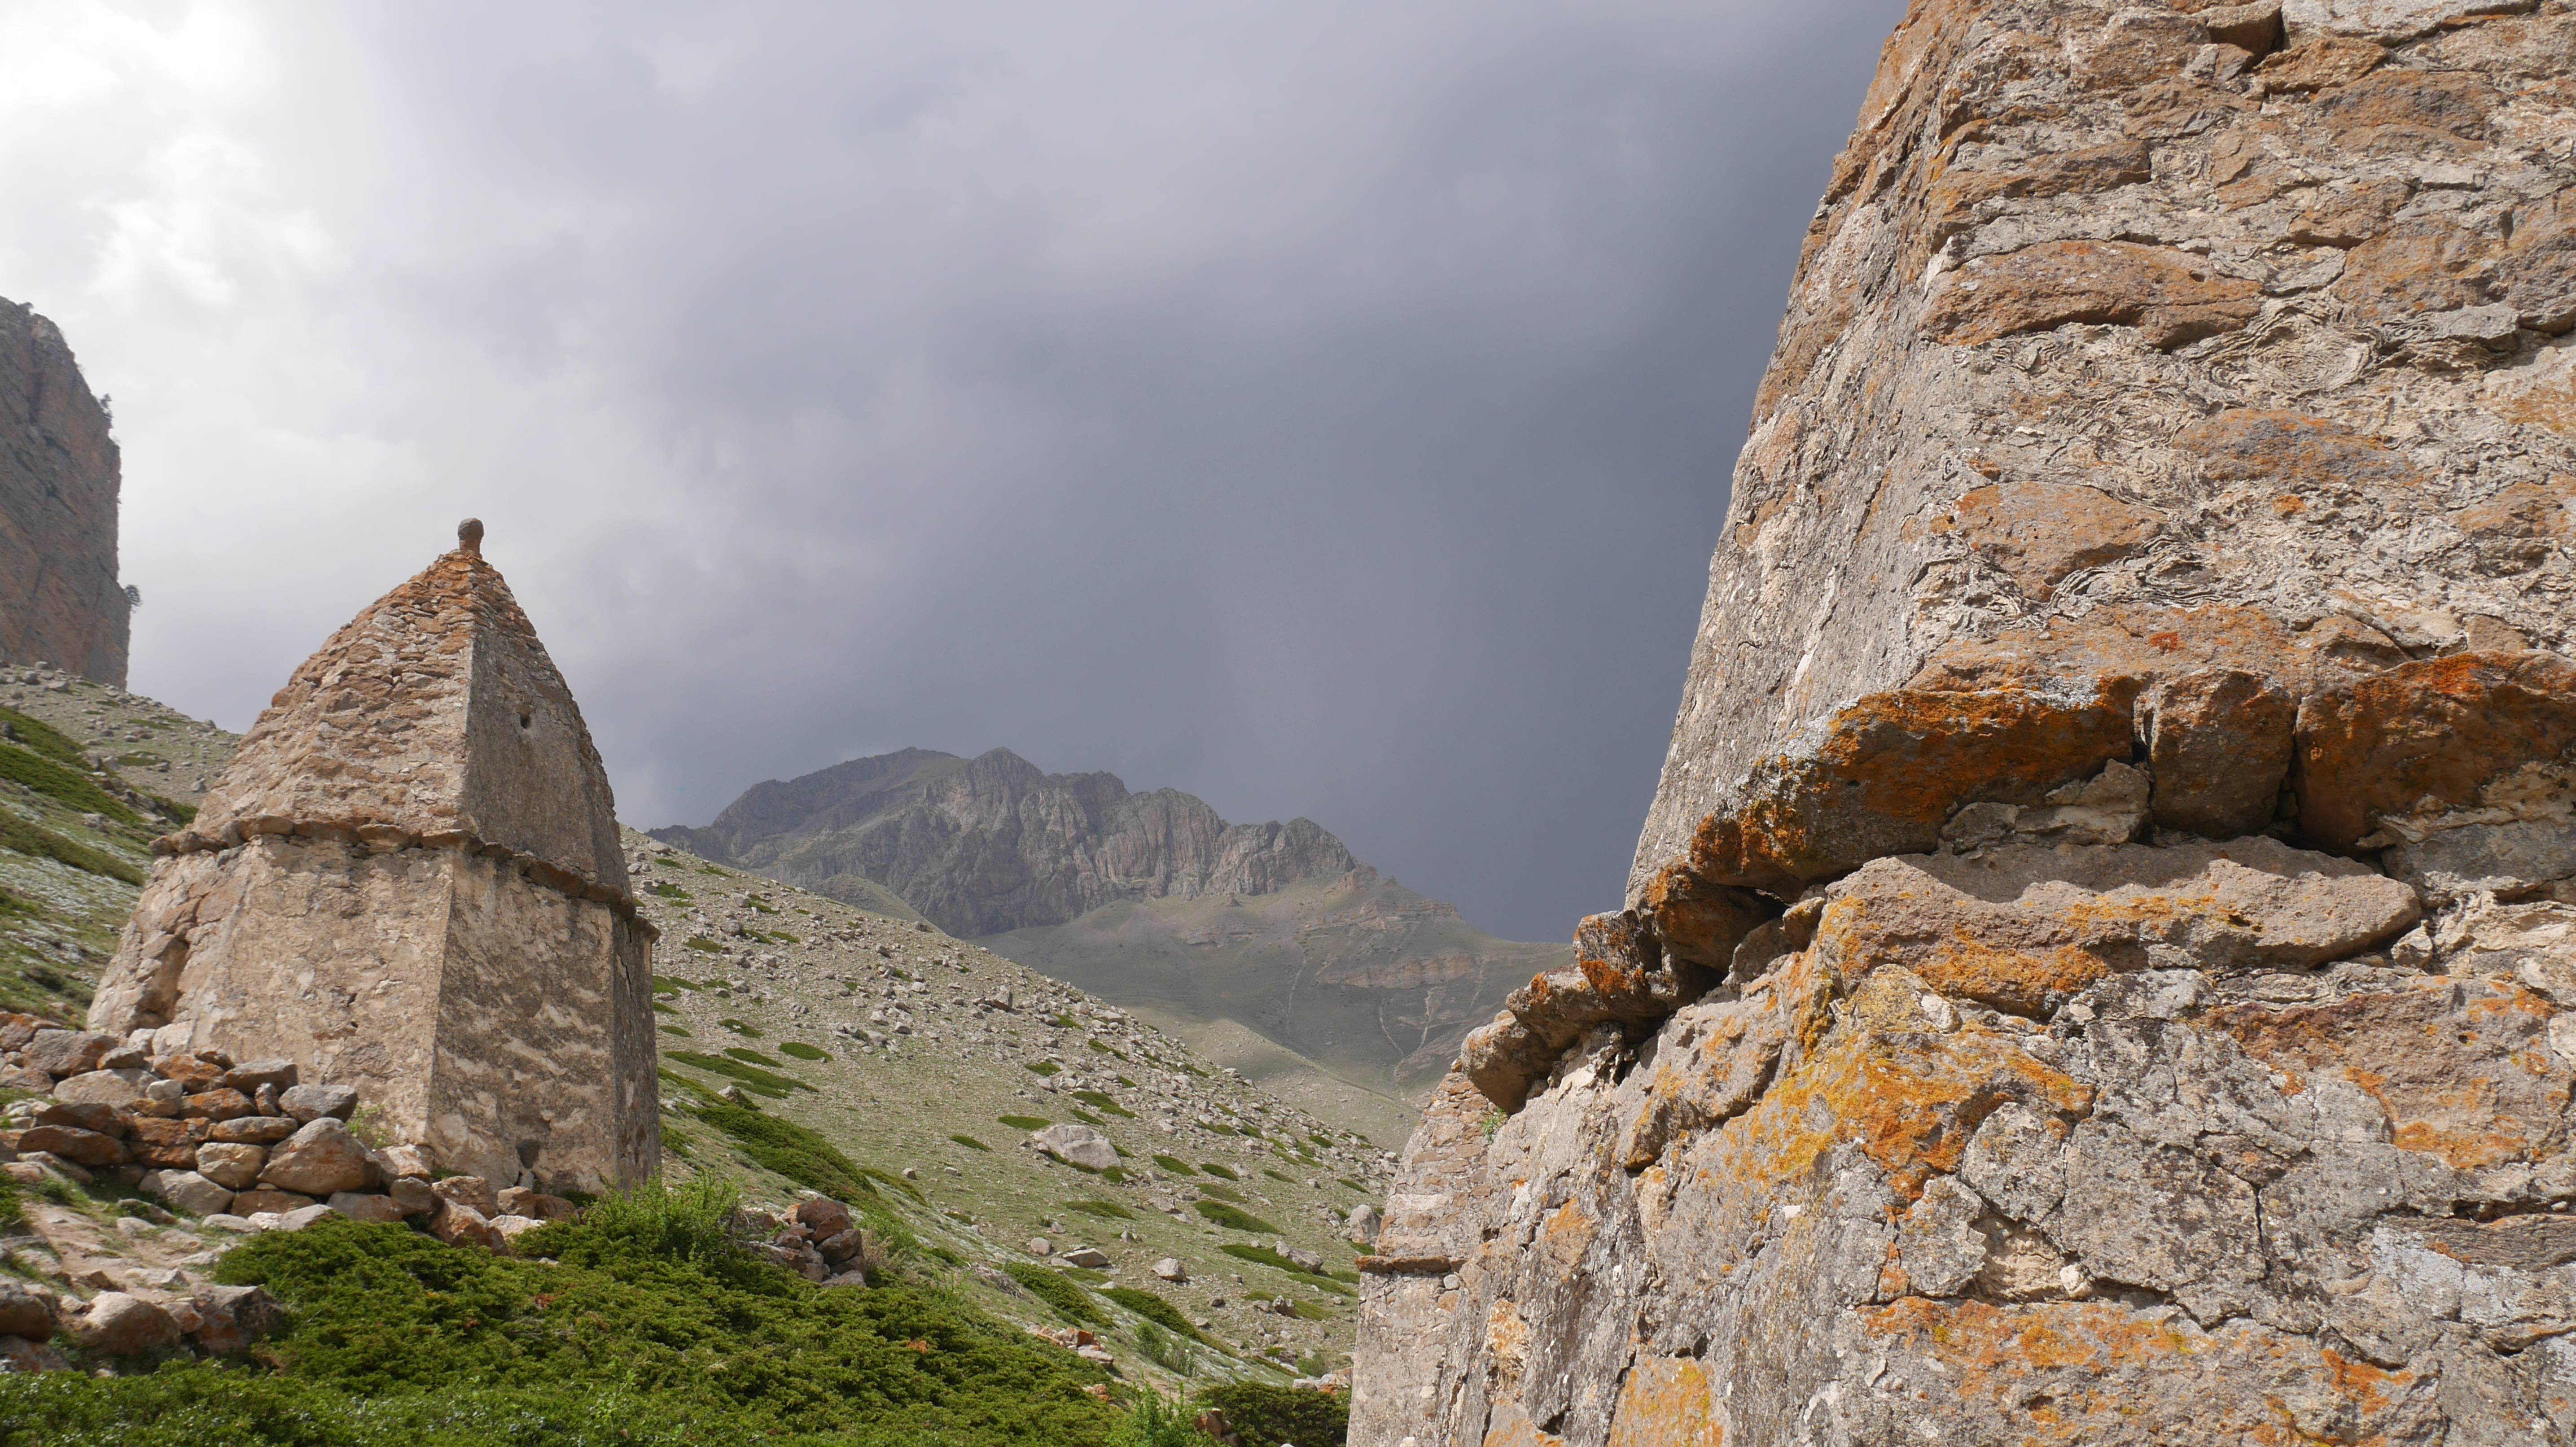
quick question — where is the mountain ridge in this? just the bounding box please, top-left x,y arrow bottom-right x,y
657,747 -> 1570,1105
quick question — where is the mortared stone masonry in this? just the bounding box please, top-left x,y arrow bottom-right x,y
86,521 -> 658,1195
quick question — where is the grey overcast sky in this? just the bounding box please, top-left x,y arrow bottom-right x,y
2,0 -> 1899,942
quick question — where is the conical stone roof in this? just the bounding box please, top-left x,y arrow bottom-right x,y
176,523 -> 626,898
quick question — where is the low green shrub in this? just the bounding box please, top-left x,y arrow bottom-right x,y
950,1135 -> 990,1152
1200,1380 -> 1349,1447
777,1042 -> 831,1062
1198,1163 -> 1238,1181
662,1052 -> 810,1096
1100,1288 -> 1205,1345
723,1047 -> 785,1070
1191,1201 -> 1279,1234
1069,1091 -> 1134,1119
1026,1062 -> 1061,1078
1218,1246 -> 1358,1295
998,1115 -> 1049,1131
1060,1199 -> 1133,1220
1196,1183 -> 1244,1204
0,1203 -> 1123,1446
1151,1155 -> 1196,1176
1003,1262 -> 1100,1325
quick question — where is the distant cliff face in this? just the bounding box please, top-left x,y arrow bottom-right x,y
1354,2 -> 2576,1444
656,747 -> 1359,937
0,300 -> 126,686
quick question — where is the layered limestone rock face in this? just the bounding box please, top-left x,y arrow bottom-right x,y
0,299 -> 127,686
1355,1 -> 2576,1442
85,526 -> 656,1195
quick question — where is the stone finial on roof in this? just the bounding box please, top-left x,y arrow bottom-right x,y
458,517 -> 484,556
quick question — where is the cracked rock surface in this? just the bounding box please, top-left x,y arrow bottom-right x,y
1355,0 -> 2576,1441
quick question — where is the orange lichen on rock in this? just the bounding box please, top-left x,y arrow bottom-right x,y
1703,1018 -> 2090,1202
1920,240 -> 2263,350
2294,650 -> 2576,852
1682,684 -> 2133,893
2211,975 -> 2572,1172
1855,1298 -> 2431,1443
1603,1359 -> 1724,1447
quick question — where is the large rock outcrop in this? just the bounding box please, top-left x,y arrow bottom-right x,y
1354,2 -> 2576,1443
85,522 -> 657,1195
0,299 -> 127,686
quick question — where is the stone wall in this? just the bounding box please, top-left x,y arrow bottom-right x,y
1353,1 -> 2576,1442
0,298 -> 126,686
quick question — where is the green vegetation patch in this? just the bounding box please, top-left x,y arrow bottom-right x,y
682,936 -> 724,953
1199,1163 -> 1239,1180
0,708 -> 84,766
1201,1380 -> 1351,1447
1220,1245 -> 1359,1295
718,1018 -> 762,1037
648,880 -> 693,901
949,1134 -> 990,1152
1069,1109 -> 1104,1127
1025,1061 -> 1060,1077
1085,1039 -> 1126,1060
723,1047 -> 786,1070
1262,1170 -> 1293,1184
1192,1200 -> 1280,1234
662,1052 -> 813,1097
1197,1182 -> 1245,1204
1001,1262 -> 1100,1325
0,741 -> 137,825
1099,1288 -> 1209,1346
653,975 -> 704,992
1151,1155 -> 1196,1176
657,1026 -> 691,1039
0,809 -> 143,885
777,1041 -> 831,1062
997,1115 -> 1049,1131
0,1179 -> 1122,1447
1337,1177 -> 1366,1193
1067,1091 -> 1133,1119
1059,1199 -> 1134,1221
686,1100 -> 901,1242
1050,1014 -> 1078,1029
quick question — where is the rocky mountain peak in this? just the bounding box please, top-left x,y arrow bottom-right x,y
657,747 -> 1357,938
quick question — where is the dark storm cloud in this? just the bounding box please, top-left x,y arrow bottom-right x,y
9,0 -> 1899,941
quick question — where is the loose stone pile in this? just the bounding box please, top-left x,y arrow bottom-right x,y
1,1012 -> 580,1242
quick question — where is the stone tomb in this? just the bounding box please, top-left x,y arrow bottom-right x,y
88,522 -> 657,1194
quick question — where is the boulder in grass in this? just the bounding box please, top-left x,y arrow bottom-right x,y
431,1175 -> 499,1215
389,1177 -> 437,1216
0,1335 -> 68,1373
0,1282 -> 56,1341
787,1197 -> 853,1238
190,1284 -> 285,1355
428,1199 -> 501,1250
257,1119 -> 377,1196
1032,1123 -> 1118,1171
1153,1257 -> 1187,1283
498,1187 -> 580,1222
273,1204 -> 337,1232
491,1214 -> 548,1248
72,1293 -> 180,1355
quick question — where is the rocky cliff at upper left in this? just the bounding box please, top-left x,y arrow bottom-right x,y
0,298 -> 128,686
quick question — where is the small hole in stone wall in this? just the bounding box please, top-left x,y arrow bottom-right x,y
518,712 -> 532,730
